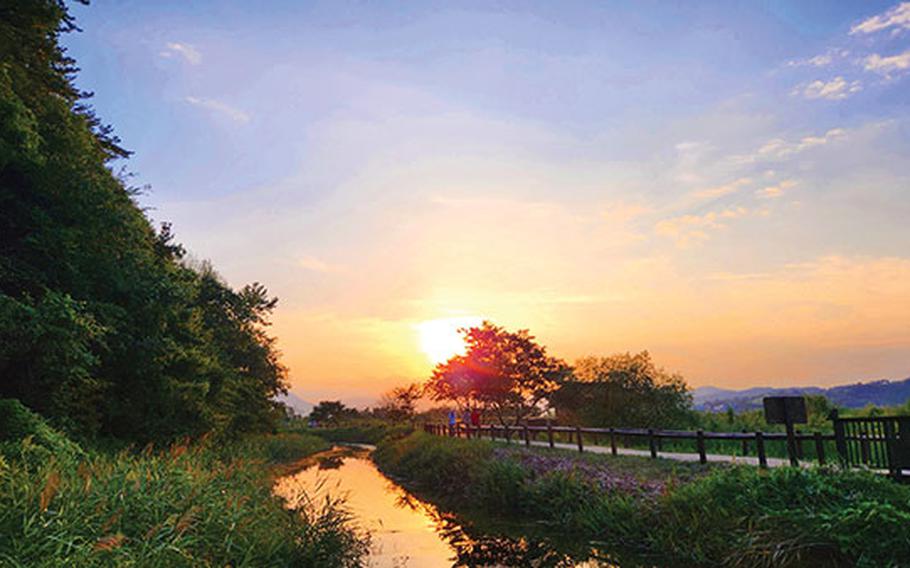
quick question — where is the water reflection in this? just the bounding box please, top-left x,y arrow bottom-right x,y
273,446 -> 651,567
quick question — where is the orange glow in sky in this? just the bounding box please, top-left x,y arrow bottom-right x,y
87,2 -> 910,406
417,316 -> 482,365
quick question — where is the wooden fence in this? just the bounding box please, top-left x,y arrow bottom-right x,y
423,422 -> 835,468
834,415 -> 910,479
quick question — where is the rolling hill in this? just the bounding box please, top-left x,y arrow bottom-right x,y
694,377 -> 910,412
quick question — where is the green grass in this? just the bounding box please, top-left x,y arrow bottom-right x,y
376,431 -> 910,567
0,401 -> 367,567
302,420 -> 413,445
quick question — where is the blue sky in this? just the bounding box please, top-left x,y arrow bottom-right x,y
65,1 -> 910,404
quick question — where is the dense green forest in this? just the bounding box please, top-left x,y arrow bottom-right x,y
0,0 -> 286,441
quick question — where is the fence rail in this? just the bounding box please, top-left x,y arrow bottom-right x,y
423,422 -> 836,468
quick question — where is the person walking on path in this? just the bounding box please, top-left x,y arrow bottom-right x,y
448,409 -> 456,436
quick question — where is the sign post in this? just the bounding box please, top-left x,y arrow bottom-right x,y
763,396 -> 807,467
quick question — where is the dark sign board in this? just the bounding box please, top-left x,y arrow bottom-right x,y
763,396 -> 807,425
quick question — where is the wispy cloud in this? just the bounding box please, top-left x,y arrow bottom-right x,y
786,49 -> 849,68
185,96 -> 250,123
746,128 -> 847,162
299,255 -> 343,273
160,42 -> 202,65
850,2 -> 910,35
690,177 -> 752,200
655,207 -> 749,246
792,76 -> 862,100
863,49 -> 910,76
755,179 -> 797,199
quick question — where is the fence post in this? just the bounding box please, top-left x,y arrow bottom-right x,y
796,429 -> 804,459
490,425 -> 496,441
610,428 -> 617,456
814,431 -> 826,466
523,426 -> 531,447
741,429 -> 749,456
504,424 -> 511,444
755,431 -> 767,468
648,429 -> 658,459
884,420 -> 899,480
576,426 -> 584,452
696,430 -> 707,464
859,427 -> 870,464
547,423 -> 555,448
785,421 -> 799,467
832,412 -> 847,466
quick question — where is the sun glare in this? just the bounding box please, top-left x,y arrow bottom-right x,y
417,316 -> 482,365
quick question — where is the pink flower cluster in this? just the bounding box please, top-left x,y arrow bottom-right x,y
494,448 -> 667,497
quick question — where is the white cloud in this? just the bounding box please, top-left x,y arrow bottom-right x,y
786,49 -> 849,68
755,128 -> 847,160
691,177 -> 752,200
863,49 -> 910,76
850,2 -> 910,35
160,42 -> 202,65
185,96 -> 251,123
655,207 -> 749,246
793,76 -> 862,100
755,179 -> 797,199
299,255 -> 343,273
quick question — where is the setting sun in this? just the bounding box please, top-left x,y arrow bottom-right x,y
417,316 -> 482,365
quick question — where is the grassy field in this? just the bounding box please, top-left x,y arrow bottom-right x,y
375,431 -> 910,567
0,400 -> 368,567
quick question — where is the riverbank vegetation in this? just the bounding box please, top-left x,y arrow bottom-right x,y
1,400 -> 367,567
300,419 -> 413,445
376,432 -> 910,567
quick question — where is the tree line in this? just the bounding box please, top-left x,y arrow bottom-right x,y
423,321 -> 692,428
0,0 -> 287,441
304,321 -> 693,430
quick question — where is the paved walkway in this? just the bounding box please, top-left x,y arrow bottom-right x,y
482,435 -> 797,468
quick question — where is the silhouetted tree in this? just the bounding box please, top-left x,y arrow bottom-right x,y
308,401 -> 356,426
375,383 -> 422,423
425,322 -> 571,425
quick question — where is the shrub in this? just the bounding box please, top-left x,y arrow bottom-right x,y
306,421 -> 413,445
653,466 -> 910,567
0,399 -> 84,467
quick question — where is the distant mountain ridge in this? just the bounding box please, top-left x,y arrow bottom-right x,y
275,392 -> 315,416
694,377 -> 910,412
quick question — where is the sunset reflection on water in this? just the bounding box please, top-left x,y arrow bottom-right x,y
273,446 -> 629,567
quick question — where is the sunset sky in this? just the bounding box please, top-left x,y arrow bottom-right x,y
65,1 -> 910,405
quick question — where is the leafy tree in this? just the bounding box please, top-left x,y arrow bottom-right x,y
308,401 -> 356,427
550,351 -> 692,428
375,383 -> 422,423
425,322 -> 571,425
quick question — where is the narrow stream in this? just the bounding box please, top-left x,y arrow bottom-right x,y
274,446 -> 647,567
